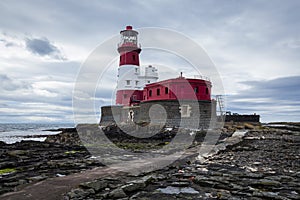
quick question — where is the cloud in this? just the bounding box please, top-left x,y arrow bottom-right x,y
0,0 -> 299,123
0,33 -> 22,49
226,76 -> 300,122
25,37 -> 66,60
238,76 -> 300,101
0,38 -> 16,47
0,74 -> 31,91
0,72 -> 76,123
0,102 -> 74,123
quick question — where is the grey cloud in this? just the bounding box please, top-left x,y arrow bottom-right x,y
0,0 -> 299,123
0,33 -> 19,47
0,86 -> 72,107
238,76 -> 300,101
0,103 -> 8,107
5,42 -> 15,47
226,76 -> 300,121
0,76 -> 73,109
0,74 -> 31,91
25,37 -> 66,60
0,38 -> 15,47
0,38 -> 6,43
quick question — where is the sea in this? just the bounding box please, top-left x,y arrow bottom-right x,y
0,123 -> 75,144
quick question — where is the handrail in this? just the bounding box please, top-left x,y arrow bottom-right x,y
193,75 -> 210,81
117,43 -> 141,48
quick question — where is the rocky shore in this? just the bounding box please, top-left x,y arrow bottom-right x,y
0,136 -> 103,195
0,122 -> 299,199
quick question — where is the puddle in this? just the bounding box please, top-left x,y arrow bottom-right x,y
157,186 -> 199,194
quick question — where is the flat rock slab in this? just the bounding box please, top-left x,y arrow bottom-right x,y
0,148 -> 200,200
0,166 -> 123,200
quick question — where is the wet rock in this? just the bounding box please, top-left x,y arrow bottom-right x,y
3,181 -> 19,187
144,174 -> 167,182
251,179 -> 281,187
215,190 -> 234,200
157,186 -> 199,195
109,188 -> 127,199
7,150 -> 28,157
80,180 -> 108,192
0,139 -> 102,195
129,191 -> 148,200
195,167 -> 209,175
171,181 -> 191,187
45,128 -> 81,146
27,175 -> 47,182
67,188 -> 93,199
0,161 -> 16,169
121,180 -> 146,193
238,172 -> 264,179
244,123 -> 255,129
253,191 -> 285,199
280,190 -> 299,200
193,176 -> 216,187
18,179 -> 27,185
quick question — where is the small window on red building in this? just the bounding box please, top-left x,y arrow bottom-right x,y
165,87 -> 169,94
123,94 -> 127,98
206,87 -> 209,94
157,88 -> 160,96
194,87 -> 199,93
149,90 -> 152,97
132,55 -> 135,61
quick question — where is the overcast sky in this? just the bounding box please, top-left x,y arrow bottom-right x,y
0,0 -> 299,123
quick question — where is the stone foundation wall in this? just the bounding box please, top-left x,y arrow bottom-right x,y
139,100 -> 214,129
100,105 -> 122,126
100,100 -> 216,129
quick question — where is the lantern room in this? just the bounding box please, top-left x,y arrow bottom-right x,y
117,26 -> 141,66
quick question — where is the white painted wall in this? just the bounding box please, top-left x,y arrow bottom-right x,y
117,65 -> 159,91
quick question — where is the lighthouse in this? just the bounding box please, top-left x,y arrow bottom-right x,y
100,25 -> 215,129
116,26 -> 158,106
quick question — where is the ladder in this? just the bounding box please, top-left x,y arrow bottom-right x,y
215,95 -> 225,120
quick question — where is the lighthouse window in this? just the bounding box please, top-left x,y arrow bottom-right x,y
194,87 -> 199,93
149,90 -> 152,97
157,88 -> 160,96
165,87 -> 169,94
135,81 -> 139,85
126,80 -> 131,85
206,87 -> 209,94
123,94 -> 128,98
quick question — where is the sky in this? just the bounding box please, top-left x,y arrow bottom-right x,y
0,0 -> 299,123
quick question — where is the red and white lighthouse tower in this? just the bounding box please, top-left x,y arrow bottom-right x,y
116,26 -> 141,105
116,26 -> 158,105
